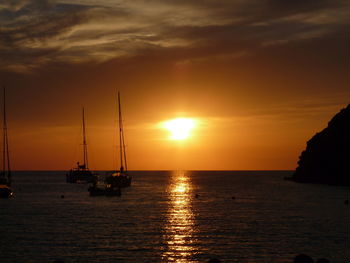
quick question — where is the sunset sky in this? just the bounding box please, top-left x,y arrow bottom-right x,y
1,0 -> 350,170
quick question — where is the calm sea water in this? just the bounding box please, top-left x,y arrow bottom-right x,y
1,171 -> 350,263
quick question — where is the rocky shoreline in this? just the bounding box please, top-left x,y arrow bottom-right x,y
292,104 -> 350,185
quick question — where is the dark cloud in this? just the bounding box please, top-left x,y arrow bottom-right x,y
142,0 -> 344,22
267,0 -> 333,12
0,0 -> 53,12
0,0 -> 349,72
1,9 -> 86,44
0,2 -> 109,71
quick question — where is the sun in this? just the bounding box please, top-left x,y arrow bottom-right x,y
162,118 -> 196,140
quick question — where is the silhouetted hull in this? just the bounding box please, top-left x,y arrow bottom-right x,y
0,185 -> 13,198
88,185 -> 121,197
105,187 -> 121,196
0,176 -> 10,185
66,170 -> 97,184
88,185 -> 106,196
105,173 -> 132,188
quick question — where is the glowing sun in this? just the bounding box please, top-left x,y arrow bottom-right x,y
162,118 -> 196,140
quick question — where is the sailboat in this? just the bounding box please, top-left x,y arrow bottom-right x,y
88,92 -> 131,196
0,87 -> 13,198
66,108 -> 97,184
105,91 -> 131,188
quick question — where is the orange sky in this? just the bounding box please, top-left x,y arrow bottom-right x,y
1,0 -> 350,170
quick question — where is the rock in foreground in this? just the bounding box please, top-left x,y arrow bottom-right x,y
292,104 -> 350,185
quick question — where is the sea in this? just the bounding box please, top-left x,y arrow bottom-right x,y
1,171 -> 350,263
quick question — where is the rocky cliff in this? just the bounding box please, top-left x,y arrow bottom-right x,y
292,104 -> 350,185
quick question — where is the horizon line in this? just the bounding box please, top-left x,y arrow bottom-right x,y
11,169 -> 294,172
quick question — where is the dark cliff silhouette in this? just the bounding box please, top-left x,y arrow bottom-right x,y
292,104 -> 350,185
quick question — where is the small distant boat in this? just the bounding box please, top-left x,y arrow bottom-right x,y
0,184 -> 12,198
88,92 -> 130,196
66,108 -> 97,184
0,87 -> 13,198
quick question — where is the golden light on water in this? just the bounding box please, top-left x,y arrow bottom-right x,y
162,171 -> 196,262
162,118 -> 196,140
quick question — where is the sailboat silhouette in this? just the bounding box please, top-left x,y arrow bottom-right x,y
105,91 -> 132,188
66,108 -> 97,184
88,92 -> 131,197
0,87 -> 13,198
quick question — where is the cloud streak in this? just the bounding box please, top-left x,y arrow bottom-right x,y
0,0 -> 349,72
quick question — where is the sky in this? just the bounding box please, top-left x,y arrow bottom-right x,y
0,0 -> 350,170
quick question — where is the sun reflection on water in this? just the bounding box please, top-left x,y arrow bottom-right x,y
162,171 -> 196,262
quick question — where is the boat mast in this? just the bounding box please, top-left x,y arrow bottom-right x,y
82,107 -> 88,170
118,92 -> 127,172
2,87 -> 11,185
